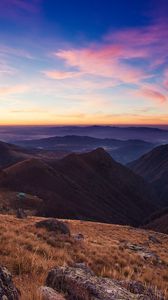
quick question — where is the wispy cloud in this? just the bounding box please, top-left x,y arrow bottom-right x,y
11,108 -> 46,113
53,22 -> 168,81
42,70 -> 80,80
0,85 -> 29,95
0,0 -> 41,17
54,47 -> 147,84
42,20 -> 168,107
0,60 -> 17,76
137,88 -> 167,104
0,45 -> 34,59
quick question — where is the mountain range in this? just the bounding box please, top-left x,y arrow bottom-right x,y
0,125 -> 168,143
14,135 -> 154,164
0,137 -> 168,232
0,147 -> 156,226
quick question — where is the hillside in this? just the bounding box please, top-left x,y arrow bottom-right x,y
0,141 -> 33,168
143,207 -> 168,234
14,135 -> 154,164
0,215 -> 167,299
128,144 -> 168,206
0,148 -> 156,226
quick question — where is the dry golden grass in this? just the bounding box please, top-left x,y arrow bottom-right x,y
0,214 -> 167,299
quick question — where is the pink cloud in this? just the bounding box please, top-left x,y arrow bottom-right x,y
52,22 -> 168,86
106,23 -> 168,46
137,88 -> 167,104
55,47 -> 148,84
43,70 -> 80,80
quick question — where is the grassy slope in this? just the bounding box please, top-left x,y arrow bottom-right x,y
0,215 -> 167,299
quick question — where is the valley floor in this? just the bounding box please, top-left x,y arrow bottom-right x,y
0,215 -> 167,299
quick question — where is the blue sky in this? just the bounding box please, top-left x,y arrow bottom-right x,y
0,0 -> 168,125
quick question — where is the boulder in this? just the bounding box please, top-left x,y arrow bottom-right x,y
119,281 -> 164,299
148,235 -> 161,244
38,286 -> 65,300
36,219 -> 70,235
45,265 -> 162,300
0,266 -> 20,299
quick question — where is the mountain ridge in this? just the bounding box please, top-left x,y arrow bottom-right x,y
0,147 -> 156,225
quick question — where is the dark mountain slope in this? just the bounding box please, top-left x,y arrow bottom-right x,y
143,207 -> 168,234
128,144 -> 168,206
0,148 -> 156,225
0,141 -> 33,168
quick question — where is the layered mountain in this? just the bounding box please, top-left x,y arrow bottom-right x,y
0,148 -> 156,225
128,144 -> 168,206
14,135 -> 154,164
4,125 -> 168,143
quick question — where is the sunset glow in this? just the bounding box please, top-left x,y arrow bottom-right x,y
0,0 -> 168,125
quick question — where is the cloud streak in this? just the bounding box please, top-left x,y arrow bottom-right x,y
42,20 -> 168,108
137,88 -> 167,104
0,0 -> 41,16
0,85 -> 29,95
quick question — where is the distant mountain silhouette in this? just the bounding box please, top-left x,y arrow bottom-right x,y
0,148 -> 156,225
14,135 -> 154,164
128,144 -> 168,206
5,125 -> 168,143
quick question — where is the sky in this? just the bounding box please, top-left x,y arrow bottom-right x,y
0,0 -> 168,125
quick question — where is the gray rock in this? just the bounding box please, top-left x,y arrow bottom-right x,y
38,286 -> 65,300
119,281 -> 164,299
45,265 -> 163,300
0,266 -> 20,299
36,219 -> 70,235
148,235 -> 161,244
123,242 -> 162,263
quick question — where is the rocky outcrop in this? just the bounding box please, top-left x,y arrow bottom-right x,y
38,286 -> 65,300
36,219 -> 70,235
45,265 -> 163,300
121,242 -> 163,263
0,266 -> 20,299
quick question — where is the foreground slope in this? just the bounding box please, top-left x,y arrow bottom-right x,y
128,144 -> 168,206
0,148 -> 155,225
0,215 -> 167,299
